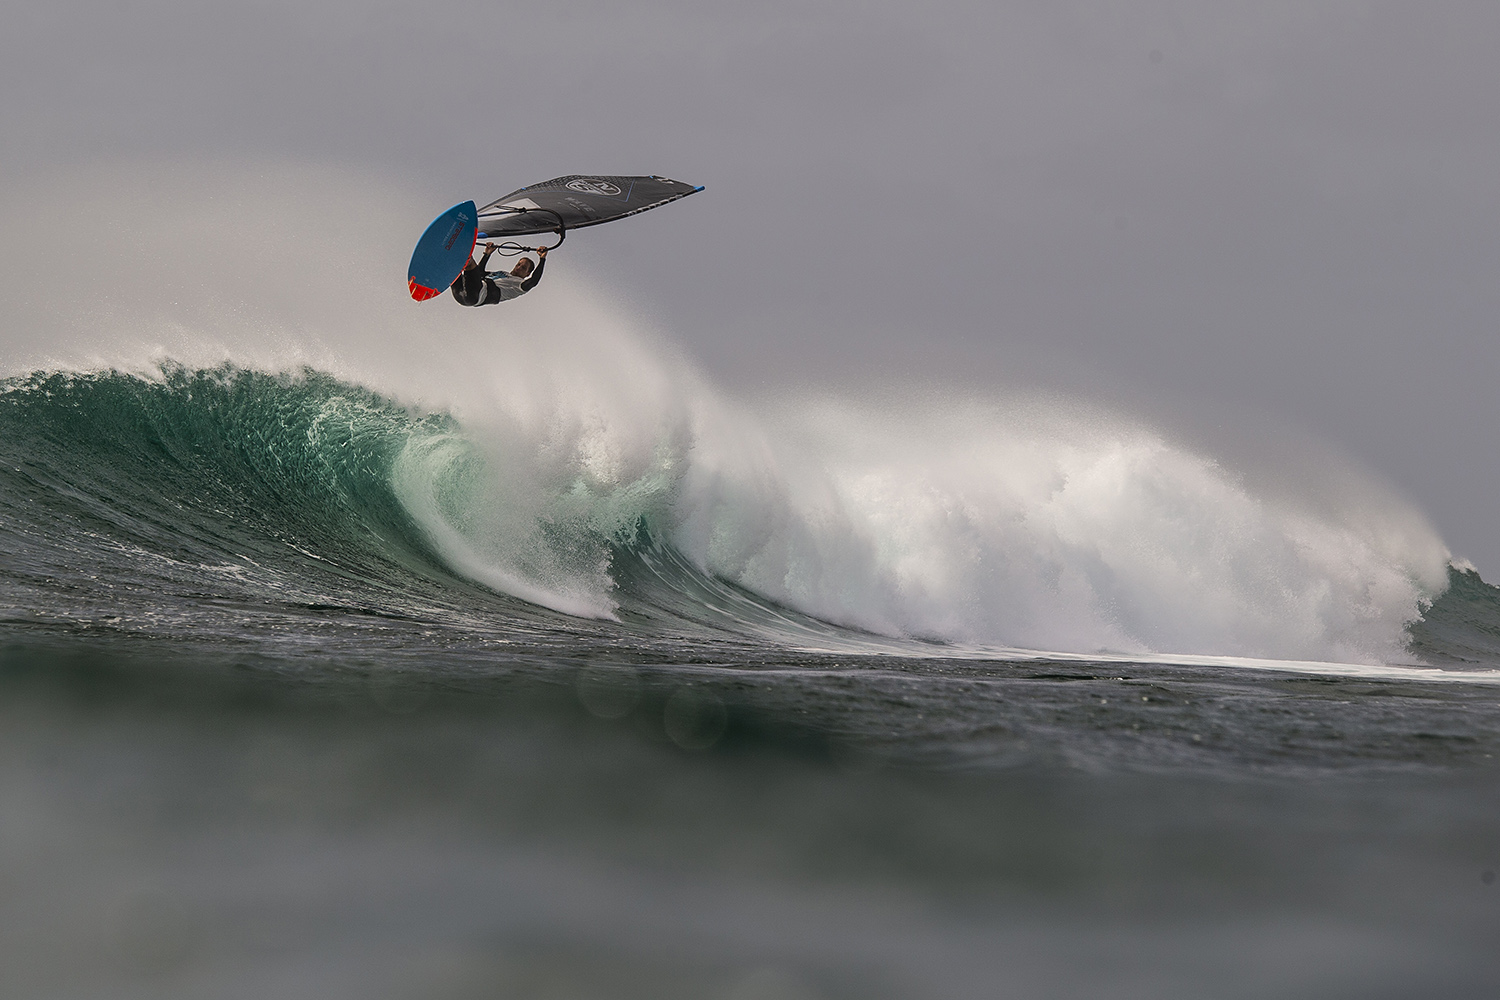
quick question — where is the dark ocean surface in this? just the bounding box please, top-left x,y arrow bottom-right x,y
2,366 -> 1498,999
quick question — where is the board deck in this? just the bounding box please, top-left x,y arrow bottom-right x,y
408,201 -> 478,301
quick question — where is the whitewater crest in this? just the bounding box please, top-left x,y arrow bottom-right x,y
378,366 -> 1449,663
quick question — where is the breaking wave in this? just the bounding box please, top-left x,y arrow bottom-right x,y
0,362 -> 1464,665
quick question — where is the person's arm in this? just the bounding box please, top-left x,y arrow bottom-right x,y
520,249 -> 546,291
477,242 -> 497,270
451,261 -> 477,304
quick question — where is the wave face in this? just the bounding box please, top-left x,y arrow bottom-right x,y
0,362 -> 1472,666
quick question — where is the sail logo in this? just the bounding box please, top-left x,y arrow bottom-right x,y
566,178 -> 622,196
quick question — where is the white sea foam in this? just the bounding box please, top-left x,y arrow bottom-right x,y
671,398 -> 1451,662
0,162 -> 1455,661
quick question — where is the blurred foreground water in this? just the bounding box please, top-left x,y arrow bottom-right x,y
3,638 -> 1498,1000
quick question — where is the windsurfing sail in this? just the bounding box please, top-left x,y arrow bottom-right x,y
475,175 -> 702,240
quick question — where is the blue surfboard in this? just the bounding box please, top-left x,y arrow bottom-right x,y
408,201 -> 478,301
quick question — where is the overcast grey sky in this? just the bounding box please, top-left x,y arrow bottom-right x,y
3,1 -> 1498,570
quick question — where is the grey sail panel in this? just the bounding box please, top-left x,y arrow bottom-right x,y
475,175 -> 701,239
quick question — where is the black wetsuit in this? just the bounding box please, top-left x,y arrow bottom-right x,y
451,248 -> 545,306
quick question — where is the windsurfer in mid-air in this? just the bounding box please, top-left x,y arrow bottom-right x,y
450,243 -> 547,306
408,176 -> 700,304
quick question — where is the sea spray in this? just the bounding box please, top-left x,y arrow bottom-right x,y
675,398 -> 1451,660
